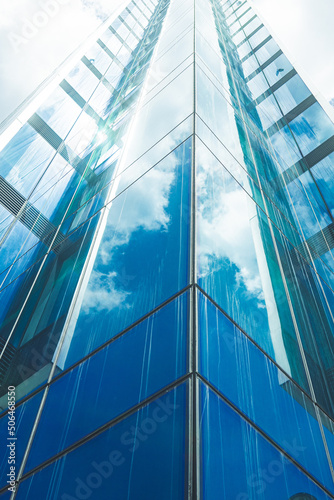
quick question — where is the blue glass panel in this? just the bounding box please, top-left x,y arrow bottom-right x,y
198,292 -> 333,491
270,222 -> 334,419
196,138 -> 308,386
274,75 -> 311,115
25,292 -> 188,471
0,391 -> 43,489
16,384 -> 187,500
311,152 -> 334,219
57,138 -> 191,371
289,104 -> 334,157
200,382 -> 333,500
0,490 -> 11,499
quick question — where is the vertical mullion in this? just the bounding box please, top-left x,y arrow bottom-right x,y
188,0 -> 199,496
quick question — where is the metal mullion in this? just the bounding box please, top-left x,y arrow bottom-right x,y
126,6 -> 146,31
236,22 -> 264,47
223,0 -> 240,14
228,5 -> 251,27
253,68 -> 297,106
197,374 -> 334,500
108,26 -> 133,54
187,0 -> 199,497
265,94 -> 317,137
231,14 -> 257,36
13,374 -> 192,490
240,34 -> 272,62
132,0 -> 150,21
119,16 -> 141,42
245,49 -> 283,82
96,39 -> 124,70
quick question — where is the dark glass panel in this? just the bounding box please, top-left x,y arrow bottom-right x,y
200,382 -> 332,500
16,384 -> 187,500
0,391 -> 43,489
25,292 -> 188,471
198,291 -> 333,490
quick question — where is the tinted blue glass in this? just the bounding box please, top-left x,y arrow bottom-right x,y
289,103 -> 334,156
58,138 -> 191,370
270,222 -> 334,419
0,490 -> 11,499
25,292 -> 188,471
200,382 -> 332,500
0,391 -> 43,489
198,291 -> 333,491
274,75 -> 311,115
311,152 -> 334,219
196,139 -> 309,384
17,384 -> 187,500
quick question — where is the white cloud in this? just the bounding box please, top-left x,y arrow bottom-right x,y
82,270 -> 130,312
196,143 -> 265,303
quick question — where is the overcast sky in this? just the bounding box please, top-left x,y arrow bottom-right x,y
0,0 -> 333,125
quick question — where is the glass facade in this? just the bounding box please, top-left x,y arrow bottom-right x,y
0,0 -> 334,498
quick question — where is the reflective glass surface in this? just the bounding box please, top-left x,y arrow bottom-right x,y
198,291 -> 333,491
56,138 -> 191,371
200,382 -> 333,500
196,138 -> 308,384
25,292 -> 188,471
16,383 -> 187,500
0,391 -> 43,489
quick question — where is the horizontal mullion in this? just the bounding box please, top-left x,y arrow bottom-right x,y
240,34 -> 272,62
245,49 -> 283,82
237,23 -> 264,48
265,94 -> 317,137
231,14 -> 257,37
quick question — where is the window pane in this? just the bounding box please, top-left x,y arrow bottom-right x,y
16,384 -> 187,500
56,138 -> 191,370
198,292 -> 333,491
25,292 -> 188,471
200,382 -> 333,500
0,391 -> 43,489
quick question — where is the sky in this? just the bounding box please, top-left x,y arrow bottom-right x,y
0,0 -> 333,125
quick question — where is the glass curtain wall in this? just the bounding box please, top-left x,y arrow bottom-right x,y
0,0 -> 334,498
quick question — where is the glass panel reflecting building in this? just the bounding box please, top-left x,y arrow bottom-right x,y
1,0 -> 334,498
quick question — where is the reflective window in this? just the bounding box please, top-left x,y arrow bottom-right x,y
0,124 -> 55,196
200,383 -> 333,500
196,139 -> 309,378
36,86 -> 82,139
55,139 -> 191,370
198,292 -> 333,490
289,103 -> 334,156
263,53 -> 294,87
0,391 -> 43,488
25,293 -> 188,471
16,384 -> 187,500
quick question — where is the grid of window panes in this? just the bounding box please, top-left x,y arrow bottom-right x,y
0,0 -> 334,498
196,0 -> 334,497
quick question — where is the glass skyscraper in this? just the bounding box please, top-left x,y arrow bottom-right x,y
1,0 -> 334,497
